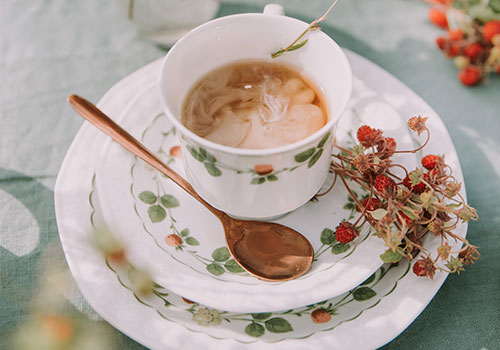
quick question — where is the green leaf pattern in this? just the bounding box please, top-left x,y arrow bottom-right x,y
104,252 -> 403,340
185,131 -> 332,185
205,247 -> 245,276
103,114 -> 414,341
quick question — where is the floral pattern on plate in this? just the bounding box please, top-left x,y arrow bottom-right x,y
55,50 -> 469,349
91,176 -> 410,342
130,113 -> 370,279
93,69 -> 419,313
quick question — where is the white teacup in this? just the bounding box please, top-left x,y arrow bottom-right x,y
159,4 -> 352,219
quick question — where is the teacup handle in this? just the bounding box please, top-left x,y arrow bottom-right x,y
263,4 -> 285,16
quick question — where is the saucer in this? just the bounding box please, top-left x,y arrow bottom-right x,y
93,71 -> 418,313
55,49 -> 469,349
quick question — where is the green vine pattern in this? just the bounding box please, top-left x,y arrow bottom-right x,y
90,168 -> 413,343
185,131 -> 331,184
136,182 -> 248,277
129,112 -> 372,283
103,247 -> 410,342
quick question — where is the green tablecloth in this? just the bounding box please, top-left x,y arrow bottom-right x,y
1,0 -> 499,348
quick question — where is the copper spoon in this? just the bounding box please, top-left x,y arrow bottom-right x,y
68,95 -> 313,281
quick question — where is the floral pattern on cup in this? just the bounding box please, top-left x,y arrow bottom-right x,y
184,132 -> 331,185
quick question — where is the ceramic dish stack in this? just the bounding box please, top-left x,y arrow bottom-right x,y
55,50 -> 470,349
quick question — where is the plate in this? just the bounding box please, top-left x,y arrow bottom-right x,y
55,49 -> 468,349
92,70 -> 420,312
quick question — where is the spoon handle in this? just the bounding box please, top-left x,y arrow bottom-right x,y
67,94 -> 227,220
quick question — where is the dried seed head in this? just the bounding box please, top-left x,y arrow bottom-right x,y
408,116 -> 428,136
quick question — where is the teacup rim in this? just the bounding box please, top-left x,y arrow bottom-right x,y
159,12 -> 352,156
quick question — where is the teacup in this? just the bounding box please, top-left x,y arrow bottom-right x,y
159,4 -> 352,219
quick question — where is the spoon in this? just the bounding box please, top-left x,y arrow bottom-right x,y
67,95 -> 313,281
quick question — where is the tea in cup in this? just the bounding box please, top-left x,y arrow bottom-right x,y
160,4 -> 352,219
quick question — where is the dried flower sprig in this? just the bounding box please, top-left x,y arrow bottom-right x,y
326,116 -> 479,278
271,0 -> 340,58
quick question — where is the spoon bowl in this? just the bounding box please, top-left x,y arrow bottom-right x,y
67,94 -> 313,281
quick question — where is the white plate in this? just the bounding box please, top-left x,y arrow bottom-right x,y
55,50 -> 468,349
92,70 -> 421,312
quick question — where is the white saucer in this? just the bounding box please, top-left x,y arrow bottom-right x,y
92,69 -> 424,313
55,49 -> 469,349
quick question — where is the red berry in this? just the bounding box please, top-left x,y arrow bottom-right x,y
165,234 -> 182,247
108,249 -> 126,264
429,8 -> 448,29
169,145 -> 182,158
357,197 -> 383,212
413,261 -> 427,277
427,167 -> 443,182
448,29 -> 463,41
182,297 -> 196,304
435,37 -> 446,50
310,308 -> 332,324
356,125 -> 383,147
334,222 -> 359,244
458,66 -> 481,86
254,164 -> 274,175
422,154 -> 441,170
445,43 -> 460,57
412,257 -> 437,279
482,20 -> 500,42
464,42 -> 484,60
357,125 -> 374,144
403,174 -> 427,194
496,65 -> 500,74
374,174 -> 396,197
377,137 -> 397,156
386,137 -> 397,149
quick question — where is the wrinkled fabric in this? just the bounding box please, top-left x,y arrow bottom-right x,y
1,1 -> 499,349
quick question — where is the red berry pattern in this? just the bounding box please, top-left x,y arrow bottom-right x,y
182,297 -> 196,304
165,234 -> 182,247
310,308 -> 332,324
169,145 -> 182,158
254,164 -> 274,175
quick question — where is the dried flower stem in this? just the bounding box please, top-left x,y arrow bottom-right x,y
271,0 -> 340,58
321,117 -> 479,278
128,0 -> 135,20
